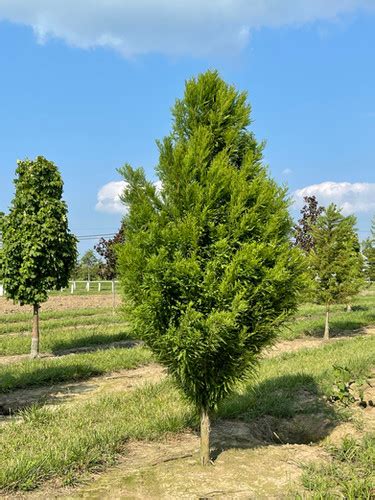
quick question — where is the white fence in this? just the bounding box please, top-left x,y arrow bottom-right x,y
0,281 -> 119,297
67,280 -> 119,294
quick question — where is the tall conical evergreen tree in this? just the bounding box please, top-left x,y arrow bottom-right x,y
117,71 -> 303,464
0,157 -> 77,357
309,204 -> 364,339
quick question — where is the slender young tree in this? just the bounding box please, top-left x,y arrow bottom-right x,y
79,249 -> 101,281
362,216 -> 375,282
0,157 -> 77,358
117,71 -> 303,465
294,195 -> 324,252
309,204 -> 364,339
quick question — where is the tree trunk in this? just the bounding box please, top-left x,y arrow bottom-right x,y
346,304 -> 352,312
200,407 -> 211,466
324,305 -> 330,340
31,303 -> 40,358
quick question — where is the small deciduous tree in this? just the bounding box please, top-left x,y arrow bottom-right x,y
117,71 -> 303,465
0,157 -> 77,358
76,249 -> 101,281
95,225 -> 124,279
294,195 -> 324,252
309,204 -> 364,339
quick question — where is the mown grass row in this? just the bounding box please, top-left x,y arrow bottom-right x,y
281,308 -> 375,340
0,324 -> 132,356
0,313 -> 125,335
0,335 -> 373,491
0,307 -> 114,325
0,346 -> 153,392
281,288 -> 375,340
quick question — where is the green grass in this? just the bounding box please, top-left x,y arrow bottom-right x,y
219,335 -> 375,420
0,346 -> 152,392
300,434 -> 375,498
0,335 -> 374,491
0,313 -> 125,335
0,381 -> 191,491
0,324 -> 132,356
281,290 -> 375,340
0,307 -> 114,325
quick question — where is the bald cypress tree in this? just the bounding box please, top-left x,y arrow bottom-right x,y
118,71 -> 303,464
309,204 -> 364,339
0,157 -> 77,358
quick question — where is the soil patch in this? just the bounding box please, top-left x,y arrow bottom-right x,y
17,422 -> 330,499
0,294 -> 121,314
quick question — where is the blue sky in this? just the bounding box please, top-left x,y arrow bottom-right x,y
0,1 -> 374,254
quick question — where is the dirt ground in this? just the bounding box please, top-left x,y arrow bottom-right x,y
0,294 -> 121,314
10,393 -> 374,499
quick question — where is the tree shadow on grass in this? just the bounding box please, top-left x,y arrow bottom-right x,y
350,305 -> 370,312
0,362 -> 104,416
211,373 -> 340,460
49,331 -> 138,355
305,318 -> 375,339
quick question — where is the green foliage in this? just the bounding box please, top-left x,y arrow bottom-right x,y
72,249 -> 102,280
118,70 -> 303,412
329,365 -> 356,405
0,157 -> 77,305
294,195 -> 324,253
362,215 -> 375,282
309,204 -> 365,307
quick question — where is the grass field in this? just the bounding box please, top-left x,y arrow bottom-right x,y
282,286 -> 375,340
0,288 -> 374,496
0,304 -> 129,356
300,434 -> 375,498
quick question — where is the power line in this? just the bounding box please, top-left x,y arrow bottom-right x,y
0,233 -> 118,243
76,233 -> 117,240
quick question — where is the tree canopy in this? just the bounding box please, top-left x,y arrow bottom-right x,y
117,71 -> 303,463
294,195 -> 324,252
309,204 -> 364,338
95,224 -> 124,280
0,156 -> 77,356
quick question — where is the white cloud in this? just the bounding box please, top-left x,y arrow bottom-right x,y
0,1 -> 374,57
282,168 -> 293,175
96,179 -> 162,214
95,181 -> 128,214
154,180 -> 163,193
294,181 -> 375,215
